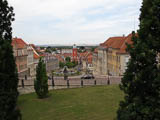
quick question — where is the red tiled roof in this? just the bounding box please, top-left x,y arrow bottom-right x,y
55,54 -> 64,62
118,33 -> 138,54
29,44 -> 36,49
34,52 -> 40,59
101,36 -> 125,49
79,52 -> 89,58
87,53 -> 92,64
12,38 -> 27,49
32,47 -> 40,59
118,34 -> 132,54
100,33 -> 137,54
63,53 -> 72,58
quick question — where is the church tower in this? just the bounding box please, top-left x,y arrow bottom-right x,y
72,44 -> 78,61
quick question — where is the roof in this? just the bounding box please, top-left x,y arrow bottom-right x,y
55,54 -> 64,62
32,47 -> 40,59
12,38 -> 27,49
117,33 -> 138,54
34,52 -> 40,59
29,44 -> 36,49
63,53 -> 72,58
100,33 -> 137,54
101,36 -> 125,49
79,52 -> 89,58
87,53 -> 92,64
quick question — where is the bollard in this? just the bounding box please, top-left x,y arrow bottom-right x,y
81,79 -> 83,87
25,75 -> 27,80
107,79 -> 110,85
21,79 -> 24,88
52,76 -> 55,87
94,79 -> 96,85
67,79 -> 69,88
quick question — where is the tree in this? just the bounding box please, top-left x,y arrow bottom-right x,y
34,58 -> 49,98
0,0 -> 21,120
117,0 -> 160,120
65,62 -> 74,68
59,61 -> 65,68
72,60 -> 78,66
65,57 -> 71,62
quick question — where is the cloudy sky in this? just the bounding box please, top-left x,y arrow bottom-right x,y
8,0 -> 142,45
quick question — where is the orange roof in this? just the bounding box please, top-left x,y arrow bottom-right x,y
118,33 -> 137,54
34,52 -> 40,59
101,36 -> 125,49
29,44 -> 36,49
87,53 -> 92,64
63,53 -> 72,58
12,38 -> 27,49
55,54 -> 64,62
80,52 -> 89,58
100,33 -> 137,54
32,48 -> 40,59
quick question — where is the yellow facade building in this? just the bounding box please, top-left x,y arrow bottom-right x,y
94,33 -> 134,76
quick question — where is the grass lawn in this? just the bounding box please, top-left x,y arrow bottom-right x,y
18,85 -> 123,120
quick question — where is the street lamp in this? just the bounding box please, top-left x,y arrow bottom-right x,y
107,70 -> 110,85
51,72 -> 54,87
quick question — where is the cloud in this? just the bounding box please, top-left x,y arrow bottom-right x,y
8,0 -> 142,45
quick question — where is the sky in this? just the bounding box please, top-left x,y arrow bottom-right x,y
8,0 -> 142,45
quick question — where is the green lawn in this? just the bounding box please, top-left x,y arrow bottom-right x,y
18,85 -> 123,120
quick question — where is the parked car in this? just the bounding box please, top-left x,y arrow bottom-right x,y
81,74 -> 95,79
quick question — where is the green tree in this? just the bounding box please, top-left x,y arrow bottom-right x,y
52,48 -> 56,51
65,57 -> 71,62
0,0 -> 21,120
59,61 -> 65,68
117,0 -> 160,120
66,62 -> 74,68
34,58 -> 48,98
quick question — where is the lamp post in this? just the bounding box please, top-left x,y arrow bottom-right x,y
21,79 -> 24,88
51,72 -> 54,87
107,70 -> 110,85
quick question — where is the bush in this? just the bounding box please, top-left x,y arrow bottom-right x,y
34,58 -> 48,98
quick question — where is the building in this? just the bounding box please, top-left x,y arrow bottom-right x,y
44,53 -> 59,73
80,51 -> 93,73
86,53 -> 93,72
33,48 -> 40,75
27,45 -> 35,77
12,38 -> 28,79
96,45 -> 108,75
92,48 -> 98,74
94,33 -> 134,76
61,49 -> 72,54
72,44 -> 78,61
106,36 -> 126,76
117,34 -> 133,75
